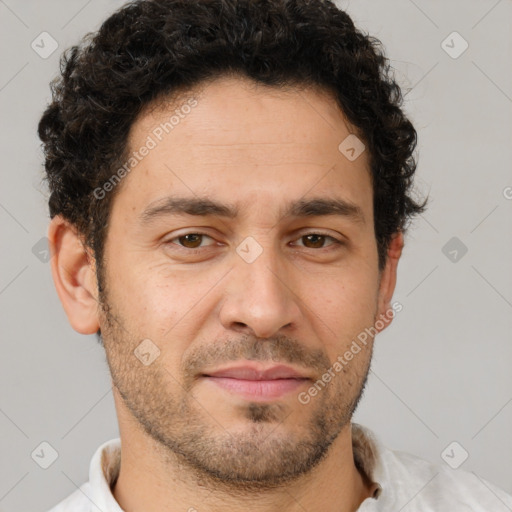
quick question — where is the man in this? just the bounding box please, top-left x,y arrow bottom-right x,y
39,0 -> 511,510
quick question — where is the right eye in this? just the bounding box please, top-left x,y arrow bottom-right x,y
164,232 -> 217,251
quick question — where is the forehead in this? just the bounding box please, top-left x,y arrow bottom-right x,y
113,75 -> 373,224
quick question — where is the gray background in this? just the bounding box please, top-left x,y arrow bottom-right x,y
0,0 -> 511,511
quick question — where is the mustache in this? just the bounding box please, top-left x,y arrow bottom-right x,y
181,334 -> 331,385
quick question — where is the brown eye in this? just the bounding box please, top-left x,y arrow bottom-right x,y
295,233 -> 340,249
177,233 -> 204,248
302,234 -> 326,248
166,232 -> 215,250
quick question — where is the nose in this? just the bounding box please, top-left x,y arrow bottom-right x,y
218,241 -> 302,339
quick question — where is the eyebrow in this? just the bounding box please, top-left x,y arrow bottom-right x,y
138,195 -> 366,226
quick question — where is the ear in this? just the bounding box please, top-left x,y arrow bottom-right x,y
47,215 -> 100,335
375,231 -> 404,333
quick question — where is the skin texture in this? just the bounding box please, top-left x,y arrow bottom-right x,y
48,75 -> 404,512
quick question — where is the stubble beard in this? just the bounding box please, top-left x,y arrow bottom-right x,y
97,283 -> 373,492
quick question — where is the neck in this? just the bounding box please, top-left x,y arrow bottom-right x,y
112,422 -> 374,512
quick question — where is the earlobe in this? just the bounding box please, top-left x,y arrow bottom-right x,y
47,215 -> 100,335
375,231 -> 404,332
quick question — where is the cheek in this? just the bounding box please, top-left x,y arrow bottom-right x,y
302,268 -> 378,346
110,261 -> 220,344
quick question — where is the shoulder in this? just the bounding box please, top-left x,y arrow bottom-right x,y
45,482 -> 93,512
352,424 -> 512,511
378,444 -> 512,511
44,437 -> 122,512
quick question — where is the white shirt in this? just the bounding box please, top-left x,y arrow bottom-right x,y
47,423 -> 512,511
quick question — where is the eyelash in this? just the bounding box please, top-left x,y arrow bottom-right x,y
164,231 -> 344,253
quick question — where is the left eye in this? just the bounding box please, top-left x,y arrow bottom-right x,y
166,232 -> 341,251
292,233 -> 341,249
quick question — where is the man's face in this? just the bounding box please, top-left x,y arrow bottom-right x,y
98,75 -> 387,488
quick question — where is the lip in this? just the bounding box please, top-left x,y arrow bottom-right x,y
203,363 -> 310,380
201,363 -> 311,401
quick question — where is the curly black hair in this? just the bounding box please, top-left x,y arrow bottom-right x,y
38,0 -> 427,290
